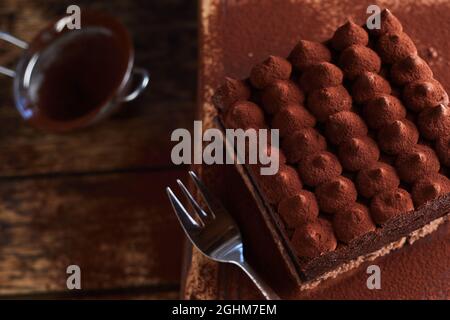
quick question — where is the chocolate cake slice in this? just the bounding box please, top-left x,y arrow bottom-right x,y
212,9 -> 450,289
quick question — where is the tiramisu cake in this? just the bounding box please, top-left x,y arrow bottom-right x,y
213,9 -> 450,289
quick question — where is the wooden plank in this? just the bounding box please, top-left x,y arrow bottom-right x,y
0,169 -> 185,296
0,0 -> 197,176
0,100 -> 193,176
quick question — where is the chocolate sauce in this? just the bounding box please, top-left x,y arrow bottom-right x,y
27,27 -> 129,122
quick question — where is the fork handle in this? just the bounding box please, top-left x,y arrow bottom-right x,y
235,261 -> 281,300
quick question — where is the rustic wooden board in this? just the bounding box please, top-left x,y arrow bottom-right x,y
0,99 -> 193,176
0,0 -> 197,298
0,169 -> 185,296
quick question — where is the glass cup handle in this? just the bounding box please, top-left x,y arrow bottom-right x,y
0,32 -> 28,78
121,67 -> 150,103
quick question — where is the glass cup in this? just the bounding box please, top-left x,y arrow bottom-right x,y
0,10 -> 149,132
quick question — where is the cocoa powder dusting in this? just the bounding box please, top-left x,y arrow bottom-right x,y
197,0 -> 450,300
219,0 -> 450,94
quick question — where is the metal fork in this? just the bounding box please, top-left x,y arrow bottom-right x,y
166,171 -> 280,300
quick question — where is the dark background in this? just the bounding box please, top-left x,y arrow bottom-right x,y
0,0 -> 196,298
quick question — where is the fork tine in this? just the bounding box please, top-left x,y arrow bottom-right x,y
188,171 -> 225,218
166,187 -> 201,233
176,179 -> 209,221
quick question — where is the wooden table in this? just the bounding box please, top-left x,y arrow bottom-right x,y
0,0 -> 196,299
